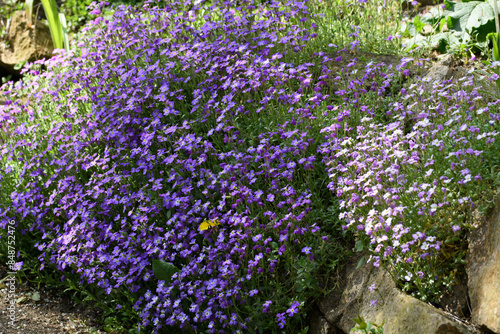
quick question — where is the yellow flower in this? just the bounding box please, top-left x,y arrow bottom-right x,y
199,219 -> 220,231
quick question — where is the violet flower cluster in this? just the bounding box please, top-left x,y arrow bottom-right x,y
0,0 -> 343,332
323,67 -> 500,300
1,0 -> 495,330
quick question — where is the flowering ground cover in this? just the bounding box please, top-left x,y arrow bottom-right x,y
1,0 -> 500,333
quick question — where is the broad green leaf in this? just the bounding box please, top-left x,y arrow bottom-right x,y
420,6 -> 445,25
13,60 -> 27,71
16,296 -> 28,304
405,31 -> 460,53
444,0 -> 495,42
405,0 -> 498,52
439,16 -> 453,31
152,260 -> 180,282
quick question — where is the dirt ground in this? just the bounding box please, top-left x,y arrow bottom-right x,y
0,265 -> 105,334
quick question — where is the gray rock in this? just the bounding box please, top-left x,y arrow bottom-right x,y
319,253 -> 474,334
424,54 -> 453,82
467,196 -> 500,333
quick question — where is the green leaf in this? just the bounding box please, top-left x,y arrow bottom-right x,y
420,6 -> 445,25
13,60 -> 27,70
492,32 -> 500,60
405,31 -> 459,52
16,296 -> 28,304
59,12 -> 70,51
355,240 -> 364,252
405,0 -> 497,52
439,16 -> 453,31
31,291 -> 40,301
152,260 -> 180,282
40,0 -> 63,49
413,15 -> 426,33
444,0 -> 495,42
356,256 -> 366,269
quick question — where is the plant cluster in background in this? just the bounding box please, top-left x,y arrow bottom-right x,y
1,0 -> 500,333
402,0 -> 500,56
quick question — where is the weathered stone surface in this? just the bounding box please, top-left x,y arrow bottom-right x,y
319,253 -> 474,334
309,311 -> 341,334
424,54 -> 453,82
467,196 -> 500,333
0,11 -> 53,75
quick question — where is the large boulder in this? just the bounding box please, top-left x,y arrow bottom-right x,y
0,11 -> 54,75
319,254 -> 475,334
467,196 -> 500,333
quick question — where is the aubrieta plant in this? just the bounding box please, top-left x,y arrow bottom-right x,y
0,0 -> 355,332
323,67 -> 500,301
1,0 -> 499,333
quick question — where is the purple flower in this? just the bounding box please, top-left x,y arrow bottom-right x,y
301,246 -> 312,254
286,301 -> 300,317
262,300 -> 272,313
277,312 -> 286,328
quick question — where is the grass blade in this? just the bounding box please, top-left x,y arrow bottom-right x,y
40,0 -> 63,49
59,12 -> 69,51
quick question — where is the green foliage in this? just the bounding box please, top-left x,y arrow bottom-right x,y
59,0 -> 144,32
486,32 -> 500,95
151,260 -> 180,283
403,0 -> 497,53
351,315 -> 385,334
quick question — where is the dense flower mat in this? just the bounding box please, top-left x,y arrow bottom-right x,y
1,0 -> 499,333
